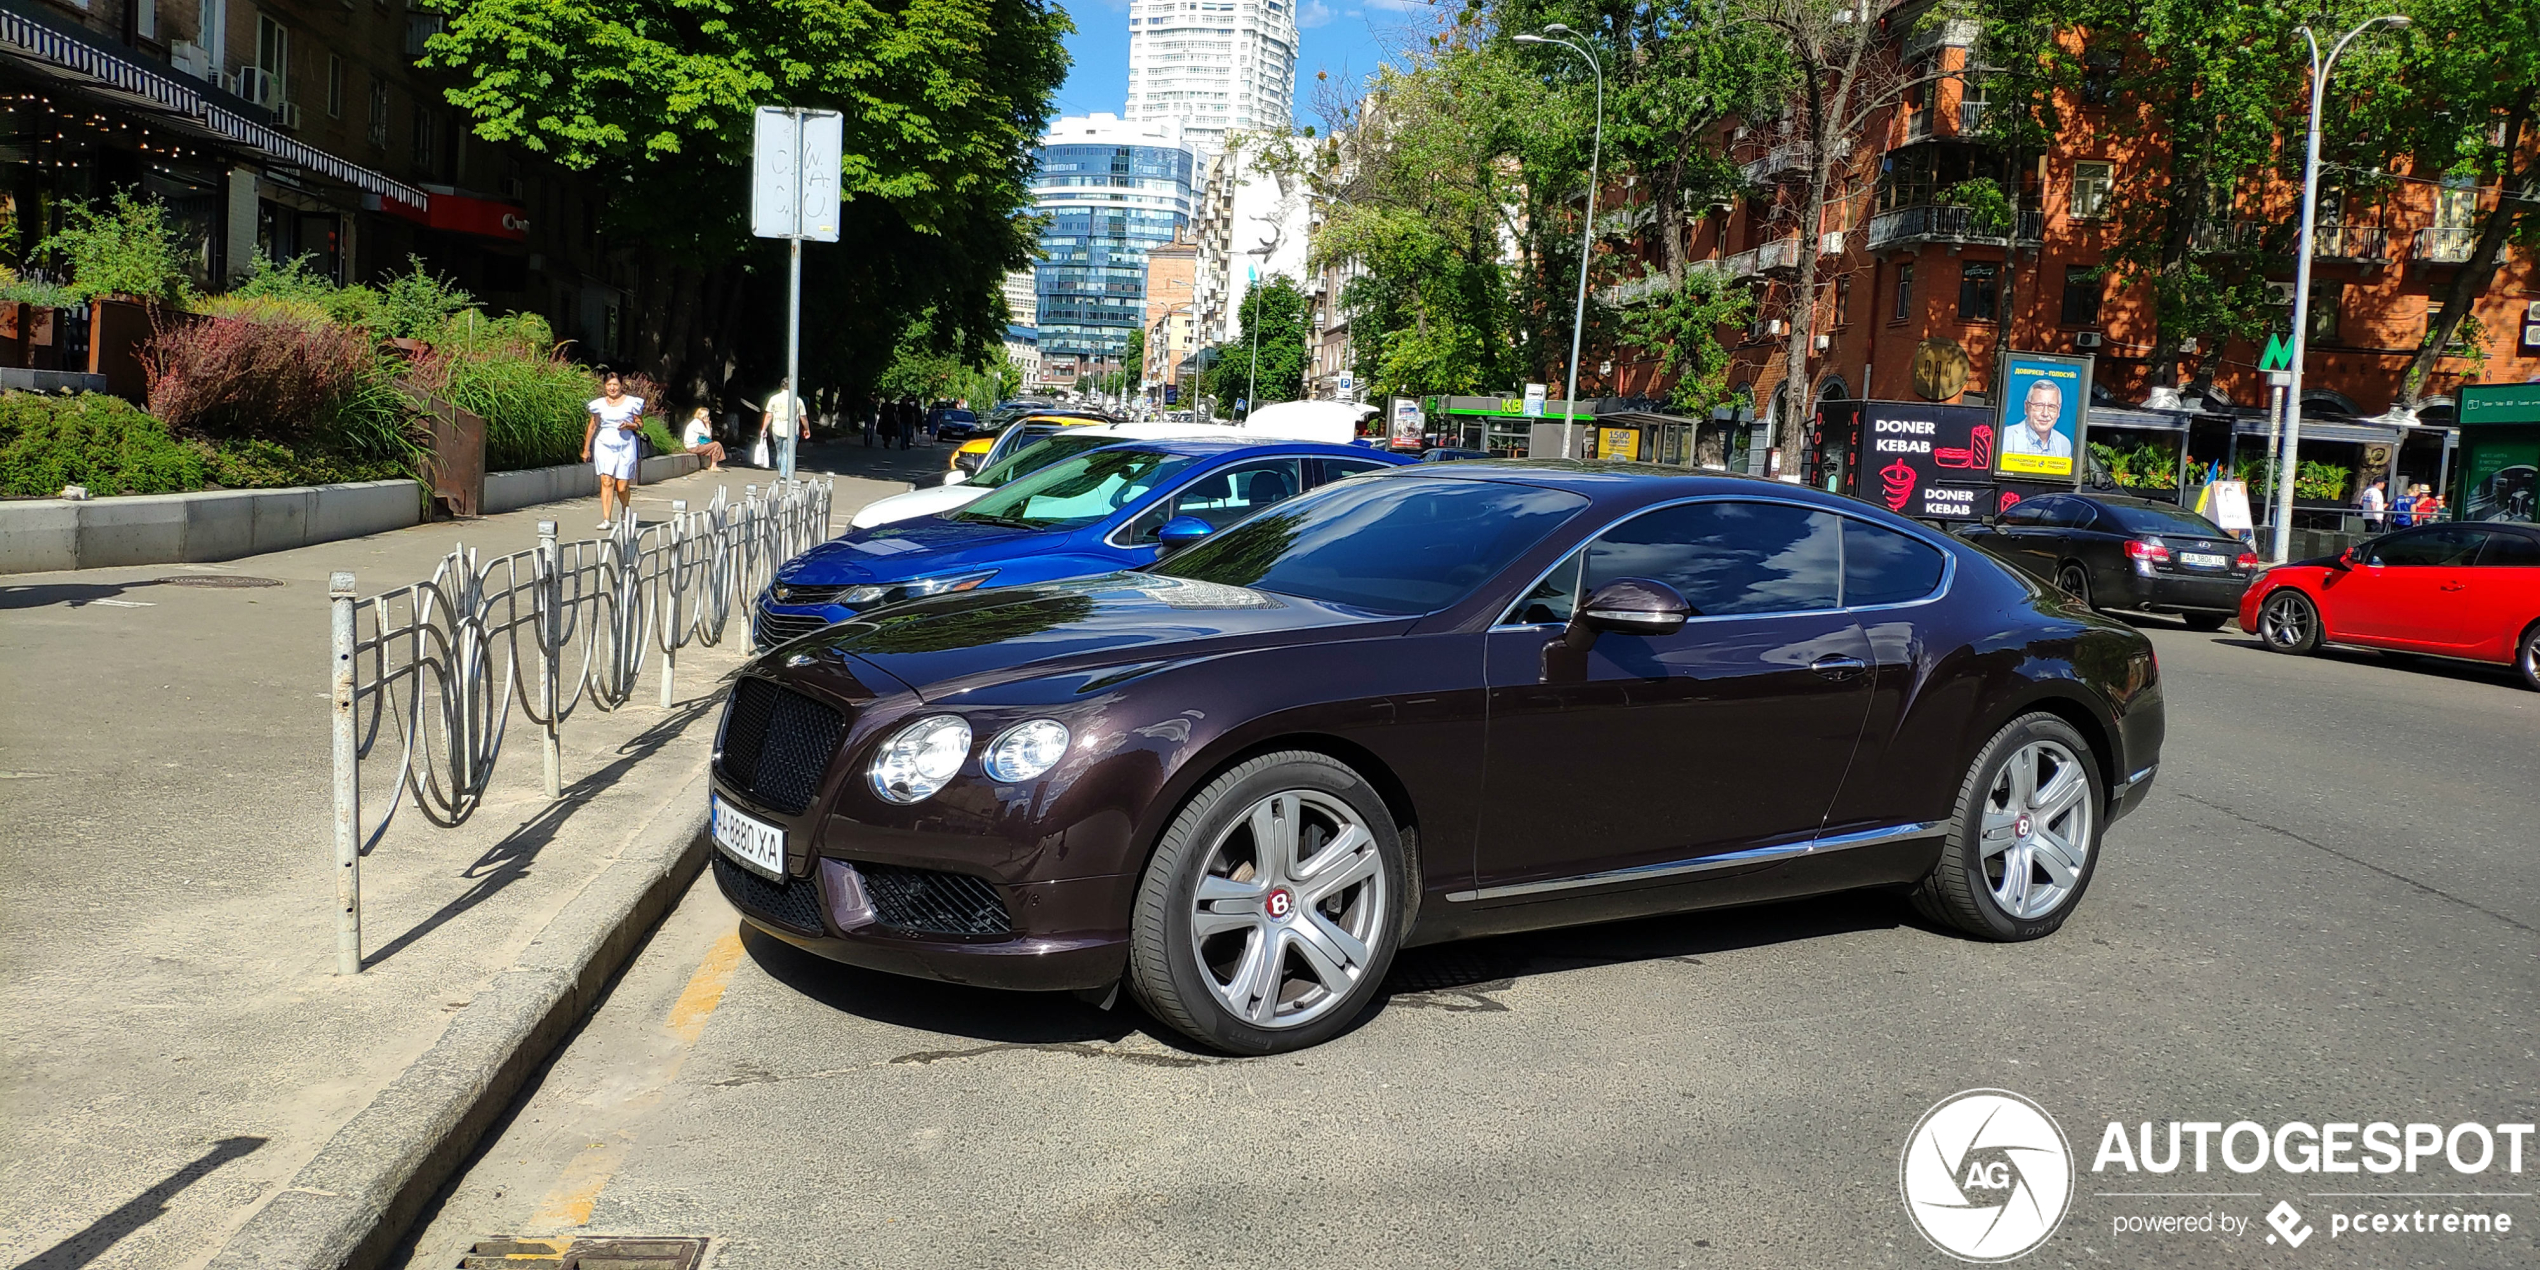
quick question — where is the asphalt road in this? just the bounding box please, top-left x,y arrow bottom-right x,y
391,558 -> 2538,1268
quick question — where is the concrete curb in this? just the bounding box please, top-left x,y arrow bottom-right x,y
204,764 -> 715,1270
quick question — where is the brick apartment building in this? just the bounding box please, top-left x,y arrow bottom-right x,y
1142,226 -> 1197,402
3,0 -> 626,358
1592,3 -> 2536,497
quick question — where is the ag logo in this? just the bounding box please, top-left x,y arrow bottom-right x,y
1900,1089 -> 2074,1262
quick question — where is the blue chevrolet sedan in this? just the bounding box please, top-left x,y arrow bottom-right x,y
752,437 -> 1409,647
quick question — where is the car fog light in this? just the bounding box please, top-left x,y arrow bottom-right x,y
870,715 -> 973,803
983,719 -> 1071,784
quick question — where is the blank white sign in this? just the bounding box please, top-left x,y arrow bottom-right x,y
750,107 -> 842,241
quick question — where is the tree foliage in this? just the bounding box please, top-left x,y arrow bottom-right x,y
1204,277 -> 1312,405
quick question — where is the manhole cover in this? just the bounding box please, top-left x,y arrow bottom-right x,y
153,575 -> 285,588
459,1235 -> 708,1269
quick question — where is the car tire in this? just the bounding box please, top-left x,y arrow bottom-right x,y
1911,712 -> 2105,942
2179,612 -> 2229,632
2518,622 -> 2540,692
2056,563 -> 2094,609
2256,588 -> 2323,654
1125,750 -> 1405,1055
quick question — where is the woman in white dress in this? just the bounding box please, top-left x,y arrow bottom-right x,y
581,371 -> 645,528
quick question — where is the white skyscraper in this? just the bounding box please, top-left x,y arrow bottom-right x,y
1125,0 -> 1298,154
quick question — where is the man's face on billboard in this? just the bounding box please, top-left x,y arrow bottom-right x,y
2024,380 -> 2062,439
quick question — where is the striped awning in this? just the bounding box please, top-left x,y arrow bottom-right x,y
1,9 -> 429,208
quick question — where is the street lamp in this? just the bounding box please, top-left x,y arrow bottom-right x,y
1514,25 -> 1604,425
2274,13 -> 2409,563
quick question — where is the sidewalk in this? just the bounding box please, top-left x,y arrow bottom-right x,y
0,452 -> 907,1270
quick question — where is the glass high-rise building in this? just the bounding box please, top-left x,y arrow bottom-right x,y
1125,0 -> 1298,155
1030,114 -> 1198,362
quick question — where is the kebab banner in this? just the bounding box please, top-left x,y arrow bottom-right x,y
1858,401 -> 1997,521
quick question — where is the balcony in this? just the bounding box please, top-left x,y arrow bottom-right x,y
2187,221 -> 2266,254
2312,224 -> 2389,262
1742,137 -> 1850,185
1864,204 -> 2044,251
2416,226 -> 2476,264
1597,258 -> 1730,308
1958,100 -> 1988,136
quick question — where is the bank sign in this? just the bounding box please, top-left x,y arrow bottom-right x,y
1861,401 -> 1997,521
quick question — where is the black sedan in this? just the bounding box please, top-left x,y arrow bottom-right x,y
931,408 -> 983,441
1957,491 -> 2257,629
706,462 -> 2165,1053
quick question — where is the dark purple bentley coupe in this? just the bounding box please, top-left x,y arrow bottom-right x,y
707,462 -> 2164,1053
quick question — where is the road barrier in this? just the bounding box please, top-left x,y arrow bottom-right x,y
326,480 -> 832,974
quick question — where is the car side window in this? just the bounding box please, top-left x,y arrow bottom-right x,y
2476,530 -> 2540,567
1124,458 -> 1304,543
2365,527 -> 2482,567
1314,457 -> 1392,487
2000,498 -> 2055,527
1580,500 -> 1843,617
1842,518 -> 1948,606
2056,501 -> 2099,529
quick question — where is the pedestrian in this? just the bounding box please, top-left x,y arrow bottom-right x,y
2392,482 -> 2418,528
2417,487 -> 2445,524
760,379 -> 810,468
895,396 -> 916,450
581,370 -> 644,529
2358,476 -> 2387,530
679,406 -> 727,472
861,394 -> 877,447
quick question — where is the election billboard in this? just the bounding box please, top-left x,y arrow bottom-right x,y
1995,352 -> 2094,480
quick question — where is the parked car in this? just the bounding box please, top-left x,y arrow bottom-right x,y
2241,521 -> 2540,689
931,408 -> 983,441
848,422 -> 1226,529
754,438 -> 1408,647
710,462 -> 2164,1053
1956,492 -> 2256,629
1419,447 -> 1492,463
949,410 -> 1114,478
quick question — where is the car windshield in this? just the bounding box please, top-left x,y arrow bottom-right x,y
971,434 -> 1119,489
954,447 -> 1195,531
2098,501 -> 2231,538
1152,478 -> 1590,614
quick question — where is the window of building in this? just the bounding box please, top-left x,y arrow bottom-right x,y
368,75 -> 388,147
2071,161 -> 2113,221
411,102 -> 437,175
326,55 -> 343,118
196,0 -> 227,74
2059,265 -> 2101,327
1834,275 -> 1852,327
1893,262 -> 1913,322
2081,44 -> 2121,105
2309,280 -> 2343,344
253,13 -> 288,106
1958,261 -> 1997,322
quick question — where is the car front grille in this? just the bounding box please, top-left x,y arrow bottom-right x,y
858,863 -> 1014,937
712,852 -> 825,934
715,677 -> 845,815
770,582 -> 850,606
752,602 -> 834,649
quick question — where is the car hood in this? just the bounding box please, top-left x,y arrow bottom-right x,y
779,515 -> 1082,586
847,482 -> 990,529
766,572 -> 1411,699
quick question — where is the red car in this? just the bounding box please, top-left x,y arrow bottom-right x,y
2240,521 -> 2540,689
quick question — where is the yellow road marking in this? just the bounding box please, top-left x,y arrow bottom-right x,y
530,1140 -> 628,1228
667,930 -> 745,1044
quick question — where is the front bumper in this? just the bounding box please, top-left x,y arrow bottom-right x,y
709,843 -> 1131,991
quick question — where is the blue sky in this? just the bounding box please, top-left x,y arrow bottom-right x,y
1050,0 -> 1440,131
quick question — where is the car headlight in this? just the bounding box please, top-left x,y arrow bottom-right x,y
869,715 -> 973,804
982,719 -> 1071,784
838,570 -> 997,608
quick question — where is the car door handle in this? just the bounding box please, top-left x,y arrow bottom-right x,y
1810,655 -> 1868,681
2439,580 -> 2468,591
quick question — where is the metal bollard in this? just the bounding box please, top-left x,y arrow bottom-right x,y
660,500 -> 685,709
536,521 -> 562,800
330,571 -> 362,975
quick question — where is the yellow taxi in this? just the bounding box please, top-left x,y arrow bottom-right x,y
949,410 -> 1114,477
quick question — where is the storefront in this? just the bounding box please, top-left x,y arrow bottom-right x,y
2454,383 -> 2540,523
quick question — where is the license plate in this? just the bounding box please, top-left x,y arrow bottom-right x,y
711,794 -> 785,880
2181,552 -> 2227,568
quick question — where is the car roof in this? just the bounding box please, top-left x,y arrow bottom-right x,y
1087,436 -> 1395,460
1352,458 -> 1947,526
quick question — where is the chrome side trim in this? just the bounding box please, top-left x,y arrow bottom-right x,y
2110,762 -> 2158,803
1444,819 -> 1947,903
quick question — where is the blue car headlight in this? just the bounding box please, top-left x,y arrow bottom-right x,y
839,569 -> 998,608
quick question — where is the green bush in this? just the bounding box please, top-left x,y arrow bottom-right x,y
0,392 -> 206,496
32,192 -> 191,306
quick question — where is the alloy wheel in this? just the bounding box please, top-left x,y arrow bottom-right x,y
1187,789 -> 1388,1030
2057,565 -> 2091,606
2260,592 -> 2314,650
1978,739 -> 2093,921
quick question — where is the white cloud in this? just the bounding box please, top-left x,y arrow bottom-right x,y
1300,0 -> 1338,28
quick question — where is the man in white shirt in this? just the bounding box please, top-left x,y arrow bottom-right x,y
2358,477 -> 2387,529
760,381 -> 812,469
2005,378 -> 2075,461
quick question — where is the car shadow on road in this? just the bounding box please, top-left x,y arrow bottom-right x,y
735,888 -> 1914,1056
0,579 -> 165,609
2213,635 -> 2521,689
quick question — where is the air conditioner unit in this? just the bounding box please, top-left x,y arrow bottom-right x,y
1813,334 -> 1833,352
1759,318 -> 1788,337
2178,336 -> 2199,353
237,68 -> 276,108
277,102 -> 303,130
2075,331 -> 2104,349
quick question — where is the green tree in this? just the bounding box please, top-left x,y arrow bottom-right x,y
31,191 -> 190,305
1121,327 -> 1148,395
1203,276 -> 1311,407
420,0 -> 1068,403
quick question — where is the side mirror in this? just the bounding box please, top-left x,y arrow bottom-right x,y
942,470 -> 970,487
2331,547 -> 2357,571
1156,515 -> 1216,551
1564,577 -> 1694,649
